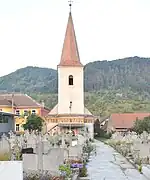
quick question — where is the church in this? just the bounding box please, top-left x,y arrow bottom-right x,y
46,7 -> 95,139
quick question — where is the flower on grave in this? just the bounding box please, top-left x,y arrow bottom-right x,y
60,171 -> 66,176
71,163 -> 83,168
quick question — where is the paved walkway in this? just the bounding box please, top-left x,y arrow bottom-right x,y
87,140 -> 149,180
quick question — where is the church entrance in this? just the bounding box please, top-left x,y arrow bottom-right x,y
60,126 -> 84,135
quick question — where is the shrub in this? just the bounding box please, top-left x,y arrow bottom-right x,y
138,165 -> 142,173
79,164 -> 88,177
83,143 -> 94,156
59,164 -> 72,178
133,116 -> 150,134
23,171 -> 52,180
23,115 -> 44,132
103,132 -> 112,139
94,128 -> 112,139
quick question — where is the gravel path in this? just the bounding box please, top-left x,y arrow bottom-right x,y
87,140 -> 148,180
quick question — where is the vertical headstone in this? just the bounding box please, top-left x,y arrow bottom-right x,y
37,140 -> 43,171
62,134 -> 65,147
0,134 -> 10,154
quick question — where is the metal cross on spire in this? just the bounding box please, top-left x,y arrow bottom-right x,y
68,0 -> 73,12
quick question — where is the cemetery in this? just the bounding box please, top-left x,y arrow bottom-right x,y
0,129 -> 95,180
1,127 -> 150,179
106,131 -> 150,178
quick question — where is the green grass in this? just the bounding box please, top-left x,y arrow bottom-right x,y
0,152 -> 11,161
95,137 -> 109,144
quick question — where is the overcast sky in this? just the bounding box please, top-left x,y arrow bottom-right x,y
0,0 -> 150,76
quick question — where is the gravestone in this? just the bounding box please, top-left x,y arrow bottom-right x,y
11,139 -> 21,161
37,141 -> 43,171
61,134 -> 65,147
0,134 -> 10,154
26,133 -> 37,150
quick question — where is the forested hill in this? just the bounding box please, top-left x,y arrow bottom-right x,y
0,56 -> 150,94
84,56 -> 150,93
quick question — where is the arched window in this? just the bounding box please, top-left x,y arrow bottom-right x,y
69,75 -> 73,85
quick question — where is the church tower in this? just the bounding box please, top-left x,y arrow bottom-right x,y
57,12 -> 84,115
47,5 -> 94,139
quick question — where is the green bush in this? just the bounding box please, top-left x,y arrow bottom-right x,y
103,132 -> 112,139
23,114 -> 44,132
83,143 -> 94,156
79,164 -> 88,177
133,116 -> 150,134
94,127 -> 112,139
138,165 -> 142,173
59,164 -> 72,178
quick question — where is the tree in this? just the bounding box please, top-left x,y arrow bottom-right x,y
133,116 -> 150,134
94,119 -> 106,137
94,119 -> 101,135
23,114 -> 44,132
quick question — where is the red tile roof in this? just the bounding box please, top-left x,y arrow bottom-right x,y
110,113 -> 150,129
58,12 -> 83,67
0,99 -> 13,106
0,93 -> 41,107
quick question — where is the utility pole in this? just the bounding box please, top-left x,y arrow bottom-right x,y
11,93 -> 14,113
69,101 -> 72,133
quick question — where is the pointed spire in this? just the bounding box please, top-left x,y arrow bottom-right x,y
58,12 -> 83,67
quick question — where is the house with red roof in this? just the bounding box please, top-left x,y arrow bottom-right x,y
107,113 -> 150,132
0,93 -> 50,133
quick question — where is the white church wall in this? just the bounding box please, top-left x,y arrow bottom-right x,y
58,66 -> 84,115
47,123 -> 58,132
49,104 -> 58,115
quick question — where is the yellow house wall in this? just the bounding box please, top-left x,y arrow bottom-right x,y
0,107 -> 12,113
16,108 -> 41,116
15,107 -> 41,133
0,107 -> 41,115
0,106 -> 44,133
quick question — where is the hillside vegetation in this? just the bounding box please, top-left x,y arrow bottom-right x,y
30,91 -> 150,117
0,56 -> 150,94
84,56 -> 150,93
0,66 -> 57,93
0,56 -> 150,116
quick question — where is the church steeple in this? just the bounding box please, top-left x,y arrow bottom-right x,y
58,11 -> 83,67
69,0 -> 73,13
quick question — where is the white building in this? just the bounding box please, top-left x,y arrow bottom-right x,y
46,10 -> 95,139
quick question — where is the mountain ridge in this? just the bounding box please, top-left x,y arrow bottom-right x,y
0,56 -> 150,94
1,56 -> 148,78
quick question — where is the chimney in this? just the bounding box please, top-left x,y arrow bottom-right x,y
41,100 -> 45,108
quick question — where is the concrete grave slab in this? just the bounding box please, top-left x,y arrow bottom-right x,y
0,161 -> 23,180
